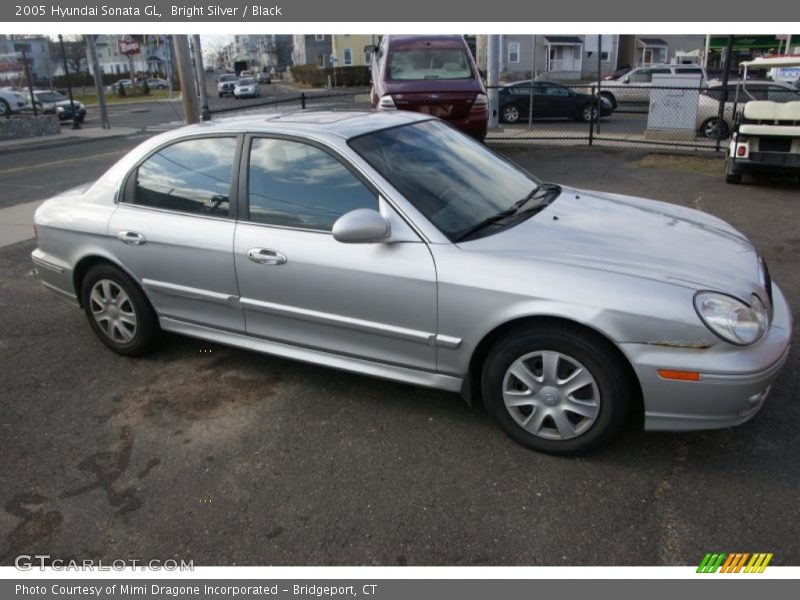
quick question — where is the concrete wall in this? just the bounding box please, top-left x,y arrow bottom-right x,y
0,115 -> 60,141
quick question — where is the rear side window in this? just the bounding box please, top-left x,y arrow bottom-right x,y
388,47 -> 473,80
128,137 -> 237,217
247,138 -> 377,231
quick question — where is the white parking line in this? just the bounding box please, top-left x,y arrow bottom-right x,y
0,200 -> 44,248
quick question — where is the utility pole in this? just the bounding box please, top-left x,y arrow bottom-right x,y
58,34 -> 80,130
528,35 -> 535,130
487,34 -> 500,130
173,34 -> 200,125
86,35 -> 110,129
192,35 -> 210,121
715,35 -> 734,152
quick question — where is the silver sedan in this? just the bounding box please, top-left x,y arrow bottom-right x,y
32,111 -> 792,454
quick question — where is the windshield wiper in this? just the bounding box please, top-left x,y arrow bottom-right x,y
454,183 -> 562,243
454,206 -> 519,242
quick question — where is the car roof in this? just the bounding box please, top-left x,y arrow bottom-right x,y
385,34 -> 468,49
171,110 -> 433,141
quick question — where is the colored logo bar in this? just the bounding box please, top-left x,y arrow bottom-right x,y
697,552 -> 773,573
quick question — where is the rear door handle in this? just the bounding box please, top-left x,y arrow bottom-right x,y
247,248 -> 287,265
117,230 -> 147,245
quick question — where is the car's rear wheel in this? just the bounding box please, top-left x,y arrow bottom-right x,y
702,118 -> 729,140
725,158 -> 742,184
0,99 -> 10,117
501,104 -> 520,124
81,264 -> 160,356
481,323 -> 632,455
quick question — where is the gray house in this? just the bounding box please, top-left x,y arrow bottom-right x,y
292,34 -> 334,68
477,34 -> 705,82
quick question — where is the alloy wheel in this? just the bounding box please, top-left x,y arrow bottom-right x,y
503,106 -> 520,123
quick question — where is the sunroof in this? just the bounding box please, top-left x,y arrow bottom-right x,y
273,112 -> 366,124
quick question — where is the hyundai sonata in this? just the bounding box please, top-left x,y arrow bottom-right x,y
32,111 -> 791,454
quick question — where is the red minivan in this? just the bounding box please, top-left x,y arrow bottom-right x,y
370,35 -> 488,140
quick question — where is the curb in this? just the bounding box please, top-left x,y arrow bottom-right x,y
0,129 -> 141,156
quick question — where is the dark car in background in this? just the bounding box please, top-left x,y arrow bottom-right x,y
499,80 -> 613,124
32,90 -> 86,122
370,34 -> 487,140
602,65 -> 631,81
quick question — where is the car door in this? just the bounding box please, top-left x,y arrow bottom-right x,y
540,83 -> 576,118
108,134 -> 245,333
233,135 -> 438,372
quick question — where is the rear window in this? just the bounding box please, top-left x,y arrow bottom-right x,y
388,47 -> 473,80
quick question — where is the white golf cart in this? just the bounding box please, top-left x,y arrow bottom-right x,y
725,55 -> 800,184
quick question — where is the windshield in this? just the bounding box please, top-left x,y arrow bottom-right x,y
350,120 -> 541,241
219,75 -> 235,82
238,78 -> 254,86
388,48 -> 473,80
36,92 -> 66,102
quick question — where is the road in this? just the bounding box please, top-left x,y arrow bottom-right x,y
0,143 -> 797,566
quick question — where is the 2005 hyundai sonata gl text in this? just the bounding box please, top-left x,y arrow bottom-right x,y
32,110 -> 792,454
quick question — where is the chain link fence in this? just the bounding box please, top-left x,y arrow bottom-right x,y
485,83 -> 735,151
207,89 -> 369,119
205,82 -> 741,153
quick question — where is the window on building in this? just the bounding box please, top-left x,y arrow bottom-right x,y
128,137 -> 237,217
316,53 -> 325,68
247,138 -> 377,231
343,48 -> 353,66
315,35 -> 325,41
507,42 -> 520,64
600,51 -> 610,62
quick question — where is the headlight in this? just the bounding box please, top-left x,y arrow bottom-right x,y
694,291 -> 768,346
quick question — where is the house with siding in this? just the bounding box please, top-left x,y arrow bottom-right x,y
292,35 -> 334,68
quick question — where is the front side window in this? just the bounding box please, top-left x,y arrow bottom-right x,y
388,47 -> 473,80
350,120 -> 540,241
247,138 -> 377,231
627,69 -> 652,83
129,137 -> 236,217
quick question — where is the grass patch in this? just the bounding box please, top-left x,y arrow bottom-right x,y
629,153 -> 724,176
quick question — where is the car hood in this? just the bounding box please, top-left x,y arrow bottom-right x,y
461,186 -> 762,297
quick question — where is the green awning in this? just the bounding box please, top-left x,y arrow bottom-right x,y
709,35 -> 798,50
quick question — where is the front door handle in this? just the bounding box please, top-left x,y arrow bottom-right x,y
247,248 -> 287,265
117,230 -> 147,245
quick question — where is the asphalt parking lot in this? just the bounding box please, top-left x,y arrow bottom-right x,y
0,145 -> 798,566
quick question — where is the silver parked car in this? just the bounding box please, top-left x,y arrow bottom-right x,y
32,111 -> 792,454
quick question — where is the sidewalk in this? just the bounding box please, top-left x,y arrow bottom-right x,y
0,199 -> 42,248
0,126 -> 139,154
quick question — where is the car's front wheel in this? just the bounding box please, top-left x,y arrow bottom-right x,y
581,103 -> 598,123
81,264 -> 160,356
481,323 -> 632,455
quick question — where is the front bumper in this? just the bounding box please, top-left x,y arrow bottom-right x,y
622,283 -> 792,431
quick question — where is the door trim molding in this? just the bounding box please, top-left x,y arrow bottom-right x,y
240,296 -> 461,348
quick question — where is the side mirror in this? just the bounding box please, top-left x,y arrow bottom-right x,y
332,208 -> 390,243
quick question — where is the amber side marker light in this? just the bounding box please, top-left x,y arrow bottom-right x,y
658,369 -> 700,381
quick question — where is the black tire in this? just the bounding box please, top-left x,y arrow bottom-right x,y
701,118 -> 729,140
501,103 -> 521,124
218,92 -> 223,98
599,91 -> 616,109
581,103 -> 598,123
481,323 -> 632,455
725,159 -> 742,184
0,98 -> 10,118
80,264 -> 161,356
